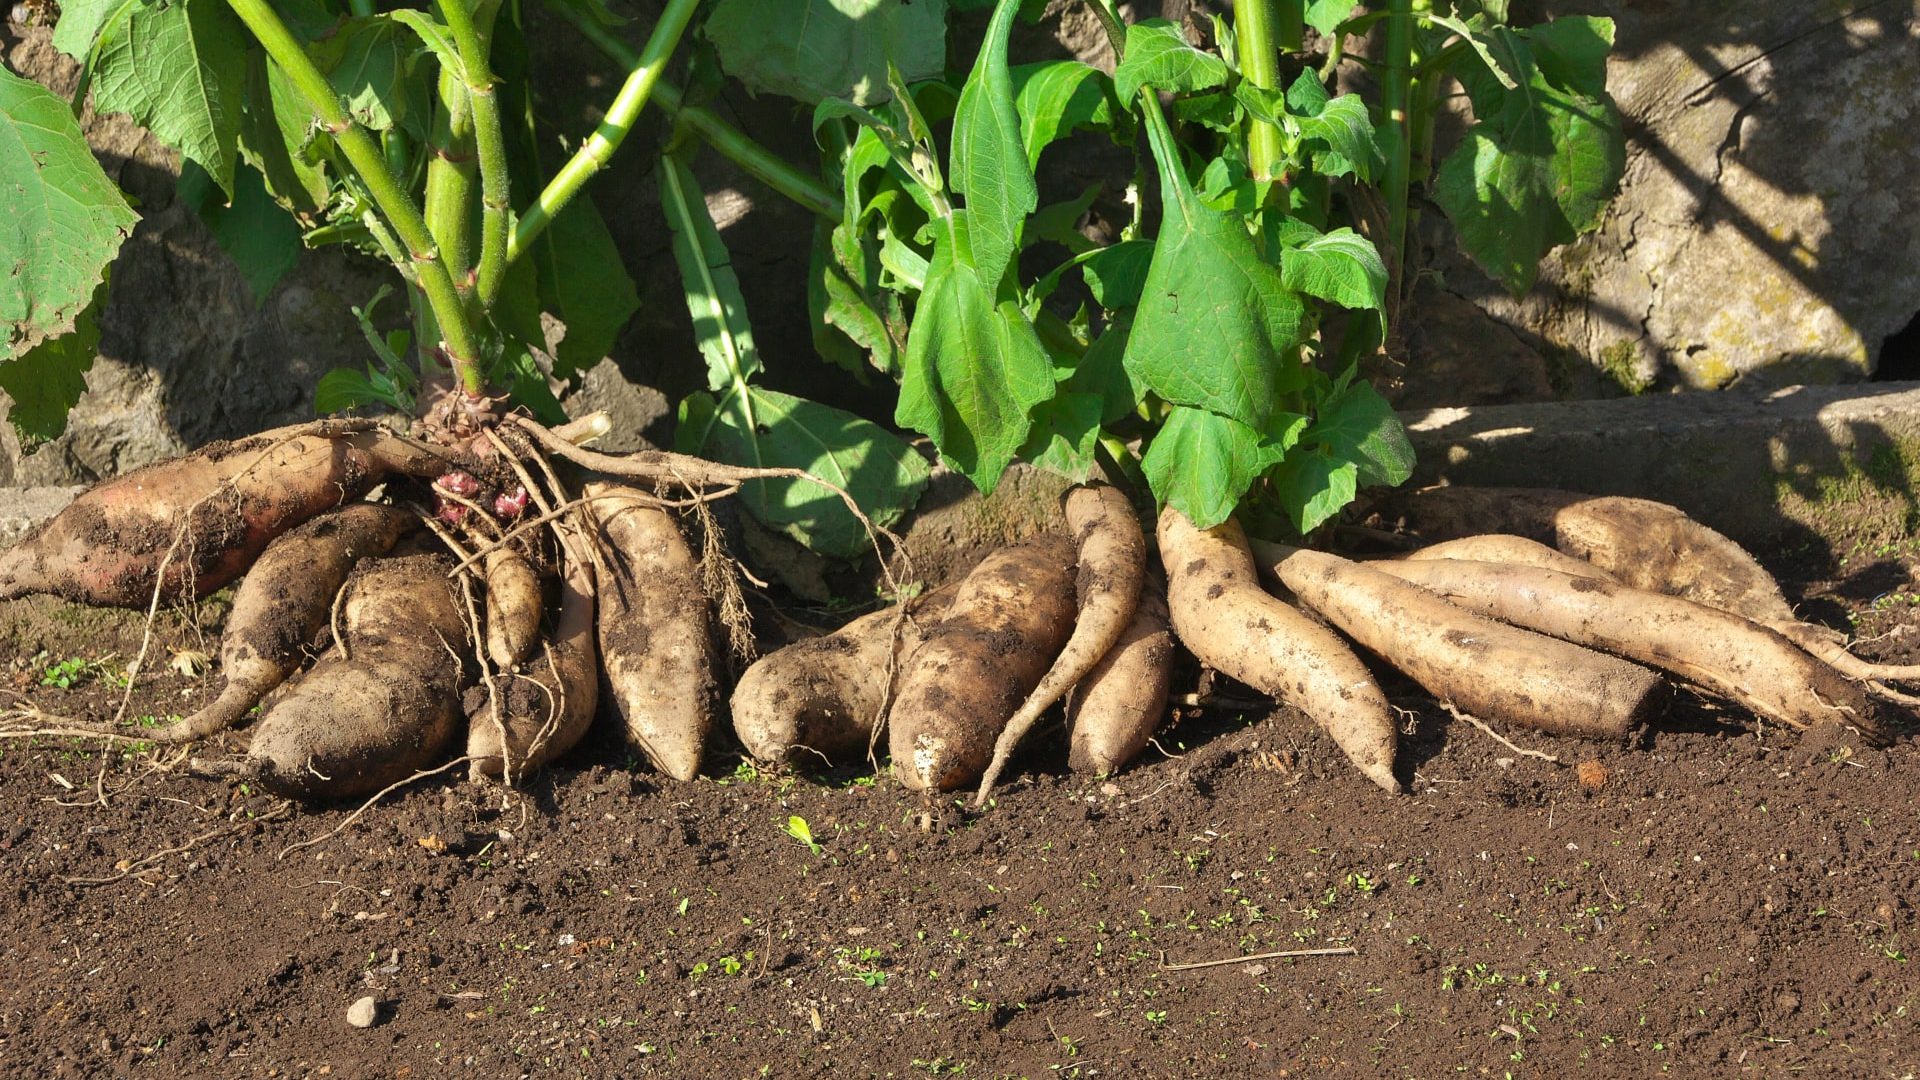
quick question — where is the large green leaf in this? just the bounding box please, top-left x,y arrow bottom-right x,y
1303,0 -> 1356,36
1141,405 -> 1303,530
680,386 -> 930,558
1017,391 -> 1102,482
949,0 -> 1036,289
1010,60 -> 1112,170
1432,18 -> 1623,294
895,213 -> 1054,493
1278,226 -> 1387,313
1266,448 -> 1358,535
0,280 -> 106,450
311,15 -> 432,139
706,0 -> 948,106
1307,371 -> 1413,488
1112,19 -> 1230,101
532,192 -> 640,379
178,160 -> 302,306
85,0 -> 250,197
1123,98 -> 1306,431
659,154 -> 761,393
237,54 -> 328,217
0,67 -> 137,359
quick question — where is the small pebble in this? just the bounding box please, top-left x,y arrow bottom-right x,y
346,996 -> 379,1028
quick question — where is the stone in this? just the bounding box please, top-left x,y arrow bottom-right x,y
345,996 -> 379,1029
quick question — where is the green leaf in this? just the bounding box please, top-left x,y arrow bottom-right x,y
1307,370 -> 1413,488
1081,239 -> 1154,310
659,154 -> 760,394
311,15 -> 432,139
1432,21 -> 1624,294
1303,0 -> 1356,37
533,192 -> 640,378
1123,99 -> 1306,431
0,280 -> 105,450
314,366 -> 393,414
389,9 -> 465,81
86,0 -> 250,196
1010,60 -> 1112,171
1266,448 -> 1357,535
0,67 -> 137,358
178,161 -> 302,306
1275,71 -> 1377,181
706,0 -> 948,106
1113,19 -> 1230,101
810,218 -> 905,377
950,0 -> 1037,288
1278,227 -> 1387,313
1426,14 -> 1519,90
1527,16 -> 1615,98
52,0 -> 136,62
1017,391 -> 1102,481
1141,405 -> 1303,529
1068,316 -> 1143,424
895,214 -> 1054,492
684,386 -> 930,558
237,54 -> 328,216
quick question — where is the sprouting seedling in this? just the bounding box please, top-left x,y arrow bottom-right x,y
785,815 -> 823,856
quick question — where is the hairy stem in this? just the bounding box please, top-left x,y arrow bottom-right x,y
509,0 -> 702,264
1382,0 -> 1414,284
558,5 -> 842,220
436,0 -> 512,308
224,0 -> 484,393
423,69 -> 477,288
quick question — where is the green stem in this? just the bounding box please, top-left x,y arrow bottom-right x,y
1236,0 -> 1288,183
423,69 -> 477,287
509,0 -> 701,265
557,4 -> 841,219
224,0 -> 484,394
1382,0 -> 1414,284
436,0 -> 512,308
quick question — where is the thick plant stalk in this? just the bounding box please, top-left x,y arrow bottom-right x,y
555,4 -> 841,220
423,69 -> 476,286
223,0 -> 484,393
435,0 -> 511,306
1380,0 -> 1414,278
508,0 -> 702,265
1236,0 -> 1289,182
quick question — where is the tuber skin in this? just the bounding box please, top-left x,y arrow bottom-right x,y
159,502 -> 414,745
482,547 -> 543,670
1066,573 -> 1174,777
243,554 -> 469,800
1262,544 -> 1668,741
731,586 -> 957,769
1158,509 -> 1400,793
586,482 -> 717,782
467,536 -> 598,782
0,421 -> 458,608
1401,534 -> 1617,582
888,538 -> 1077,792
1369,557 -> 1895,747
976,483 -> 1146,805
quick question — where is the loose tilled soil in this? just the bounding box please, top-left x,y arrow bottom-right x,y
1,547 -> 1918,1078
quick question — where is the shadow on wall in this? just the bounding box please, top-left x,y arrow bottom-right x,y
1409,0 -> 1920,404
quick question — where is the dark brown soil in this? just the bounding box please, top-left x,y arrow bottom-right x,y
2,556 -> 1919,1078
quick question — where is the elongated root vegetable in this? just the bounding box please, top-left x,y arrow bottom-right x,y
1402,534 -> 1617,582
483,547 -> 543,670
975,484 -> 1146,804
1159,509 -> 1399,793
1066,574 -> 1174,776
889,538 -> 1077,791
156,503 -> 414,744
1370,558 -> 1894,745
585,482 -> 716,781
468,535 -> 599,781
1263,545 -> 1667,740
732,586 -> 957,768
0,420 -> 455,607
241,555 -> 469,799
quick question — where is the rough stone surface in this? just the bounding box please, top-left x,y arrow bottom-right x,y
1415,3 -> 1920,398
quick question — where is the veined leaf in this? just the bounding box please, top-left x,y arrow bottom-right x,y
237,53 -> 328,216
1010,60 -> 1113,171
660,154 -> 760,393
177,160 -> 302,306
311,15 -> 432,139
707,0 -> 947,106
1278,226 -> 1387,313
1426,13 -> 1519,90
1017,391 -> 1102,482
86,0 -> 250,196
1266,447 -> 1358,535
895,213 -> 1054,493
1123,97 -> 1306,431
950,0 -> 1037,288
682,386 -> 930,558
1433,18 -> 1623,294
531,191 -> 640,379
1307,368 -> 1413,488
1303,0 -> 1356,37
1113,19 -> 1230,101
1141,405 -> 1303,530
0,67 -> 137,359
0,280 -> 106,450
